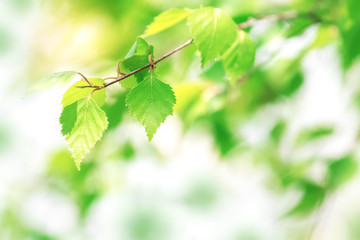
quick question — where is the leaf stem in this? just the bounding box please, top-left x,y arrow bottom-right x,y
77,72 -> 94,87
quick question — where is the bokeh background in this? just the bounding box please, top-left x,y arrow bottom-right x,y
1,0 -> 360,239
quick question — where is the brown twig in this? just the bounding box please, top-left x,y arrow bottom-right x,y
103,77 -> 118,80
88,11 -> 301,90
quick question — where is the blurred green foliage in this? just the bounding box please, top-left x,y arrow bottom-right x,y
0,28 -> 12,55
2,0 -> 360,239
183,178 -> 218,209
125,207 -> 169,240
47,149 -> 99,217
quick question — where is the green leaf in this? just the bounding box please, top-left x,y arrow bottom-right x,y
187,7 -> 238,67
126,75 -> 176,141
327,156 -> 357,190
120,38 -> 154,89
62,78 -> 106,108
125,37 -> 152,59
287,180 -> 326,216
30,71 -> 77,91
60,97 -> 108,170
222,30 -> 255,81
143,8 -> 192,37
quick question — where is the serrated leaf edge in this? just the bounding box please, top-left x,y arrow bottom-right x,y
125,77 -> 176,141
61,97 -> 108,170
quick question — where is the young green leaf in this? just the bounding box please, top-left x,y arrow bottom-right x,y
60,97 -> 108,170
120,38 -> 154,89
187,7 -> 238,67
222,30 -> 255,82
30,71 -> 77,91
62,78 -> 106,108
126,75 -> 176,141
143,8 -> 192,37
125,37 -> 153,59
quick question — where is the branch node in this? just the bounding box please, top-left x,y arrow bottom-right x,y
148,44 -> 156,76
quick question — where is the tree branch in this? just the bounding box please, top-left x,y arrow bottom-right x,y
237,11 -> 298,29
91,11 -> 300,90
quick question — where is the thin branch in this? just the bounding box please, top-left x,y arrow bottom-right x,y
90,11 -> 300,90
153,39 -> 193,64
103,77 -> 118,80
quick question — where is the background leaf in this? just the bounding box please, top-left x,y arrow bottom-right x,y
295,126 -> 334,146
102,90 -> 128,131
326,156 -> 357,190
287,181 -> 326,216
222,30 -> 255,82
143,8 -> 192,37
